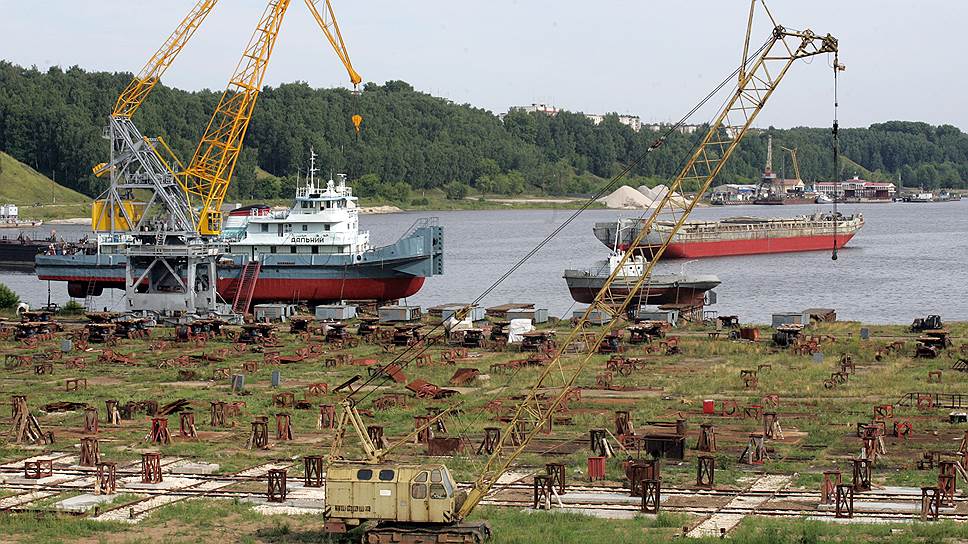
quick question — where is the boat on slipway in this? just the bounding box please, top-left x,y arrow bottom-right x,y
35,162 -> 443,305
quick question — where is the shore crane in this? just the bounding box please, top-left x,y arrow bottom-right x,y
322,2 -> 839,542
89,0 -> 361,318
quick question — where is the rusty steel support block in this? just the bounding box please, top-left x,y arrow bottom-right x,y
478,427 -> 501,455
835,484 -> 854,518
304,455 -> 324,487
65,378 -> 87,392
740,369 -> 758,389
628,459 -> 659,497
272,392 -> 295,409
852,458 -> 872,492
80,436 -> 99,467
614,410 -> 633,438
589,428 -> 610,457
939,461 -> 957,507
696,424 -> 716,452
821,470 -> 842,504
34,362 -> 53,375
587,456 -> 606,481
24,459 -> 52,479
641,479 -> 661,513
146,417 -> 171,445
318,404 -> 336,430
426,407 -> 449,434
873,404 -> 894,420
248,417 -> 269,449
275,413 -> 293,441
532,475 -> 553,510
696,455 -> 715,487
546,462 -> 566,495
720,399 -> 738,417
414,416 -> 432,445
267,468 -> 287,503
105,400 -> 120,425
922,486 -> 941,521
83,407 -> 99,434
210,401 -> 227,427
763,412 -> 783,440
367,425 -> 386,449
744,404 -> 762,420
179,412 -> 197,440
141,452 -> 162,484
739,433 -> 768,465
95,462 -> 117,495
928,370 -> 943,383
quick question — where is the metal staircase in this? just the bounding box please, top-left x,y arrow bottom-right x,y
232,261 -> 262,314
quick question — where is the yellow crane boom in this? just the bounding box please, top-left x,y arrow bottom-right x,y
179,0 -> 293,236
456,15 -> 837,520
304,0 -> 362,87
112,0 -> 219,119
781,146 -> 801,181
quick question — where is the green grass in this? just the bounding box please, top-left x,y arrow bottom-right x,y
0,151 -> 89,207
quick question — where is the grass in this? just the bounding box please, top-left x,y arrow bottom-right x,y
0,151 -> 89,207
0,316 -> 966,541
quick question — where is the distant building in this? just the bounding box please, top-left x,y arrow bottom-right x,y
586,113 -> 642,132
815,177 -> 896,202
508,103 -> 560,116
643,122 -> 702,135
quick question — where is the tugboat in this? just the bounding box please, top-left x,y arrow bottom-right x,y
36,152 -> 444,304
563,253 -> 720,306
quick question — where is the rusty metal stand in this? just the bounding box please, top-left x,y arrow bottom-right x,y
532,475 -> 553,509
739,433 -> 768,465
478,427 -> 501,455
141,452 -> 162,484
763,412 -> 783,440
921,486 -> 941,521
276,413 -> 293,441
267,468 -> 287,502
589,428 -> 612,457
629,459 -> 659,496
105,399 -> 120,425
696,423 -> 716,452
248,417 -> 269,449
179,411 -> 197,440
852,458 -> 872,492
80,436 -> 100,466
304,455 -> 323,487
939,461 -> 957,507
641,479 -> 661,513
210,401 -> 227,427
546,462 -> 566,495
697,455 -> 715,487
24,459 -> 52,479
95,462 -> 117,495
318,404 -> 335,430
414,416 -> 432,445
146,417 -> 171,444
83,407 -> 99,434
821,470 -> 841,504
835,484 -> 854,518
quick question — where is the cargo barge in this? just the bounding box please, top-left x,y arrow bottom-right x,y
592,212 -> 863,258
36,165 -> 443,304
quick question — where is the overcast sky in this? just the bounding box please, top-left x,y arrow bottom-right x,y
1,1 -> 963,130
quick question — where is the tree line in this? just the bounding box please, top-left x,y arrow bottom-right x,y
0,61 -> 965,204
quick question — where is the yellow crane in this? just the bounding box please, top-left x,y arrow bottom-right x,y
781,146 -> 802,182
322,2 -> 839,541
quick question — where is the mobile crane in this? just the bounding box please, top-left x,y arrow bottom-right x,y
90,0 -> 361,318
322,2 -> 840,543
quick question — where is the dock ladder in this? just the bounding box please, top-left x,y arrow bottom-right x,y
232,261 -> 262,314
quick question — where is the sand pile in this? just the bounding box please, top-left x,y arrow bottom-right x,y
599,184 -> 692,209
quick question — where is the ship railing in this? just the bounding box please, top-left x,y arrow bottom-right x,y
397,217 -> 439,242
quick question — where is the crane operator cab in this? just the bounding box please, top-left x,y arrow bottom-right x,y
324,462 -> 466,533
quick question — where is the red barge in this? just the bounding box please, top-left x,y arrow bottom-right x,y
593,212 -> 863,258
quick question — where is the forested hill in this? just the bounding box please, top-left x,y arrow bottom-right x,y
1,61 -> 966,202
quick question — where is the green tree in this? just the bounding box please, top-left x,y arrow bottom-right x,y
0,282 -> 18,309
443,181 -> 469,200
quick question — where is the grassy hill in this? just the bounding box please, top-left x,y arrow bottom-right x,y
0,151 -> 89,206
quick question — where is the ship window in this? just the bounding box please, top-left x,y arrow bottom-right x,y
290,246 -> 297,254
411,483 -> 427,499
311,246 -> 319,254
270,246 -> 277,254
378,469 -> 394,481
261,224 -> 268,232
356,469 -> 373,481
430,484 -> 447,499
324,224 -> 331,231
302,224 -> 308,232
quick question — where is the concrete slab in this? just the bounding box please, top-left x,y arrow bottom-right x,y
170,462 -> 220,475
55,493 -> 115,513
119,476 -> 203,491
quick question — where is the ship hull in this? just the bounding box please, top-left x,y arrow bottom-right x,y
593,214 -> 863,259
38,225 -> 443,304
563,273 -> 720,306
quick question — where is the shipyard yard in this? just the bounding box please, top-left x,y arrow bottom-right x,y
3,0 -> 968,542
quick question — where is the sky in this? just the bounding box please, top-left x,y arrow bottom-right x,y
0,0 -> 964,130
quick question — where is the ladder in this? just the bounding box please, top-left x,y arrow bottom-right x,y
232,261 -> 262,314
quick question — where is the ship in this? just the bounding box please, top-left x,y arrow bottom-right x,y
0,204 -> 42,229
563,253 -> 721,306
592,212 -> 863,259
36,158 -> 443,304
0,233 -> 79,270
752,137 -> 817,205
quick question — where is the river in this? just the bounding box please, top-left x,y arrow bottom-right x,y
3,200 -> 966,324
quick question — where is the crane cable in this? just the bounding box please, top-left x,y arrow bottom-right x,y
345,37 -> 775,407
831,51 -> 840,261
